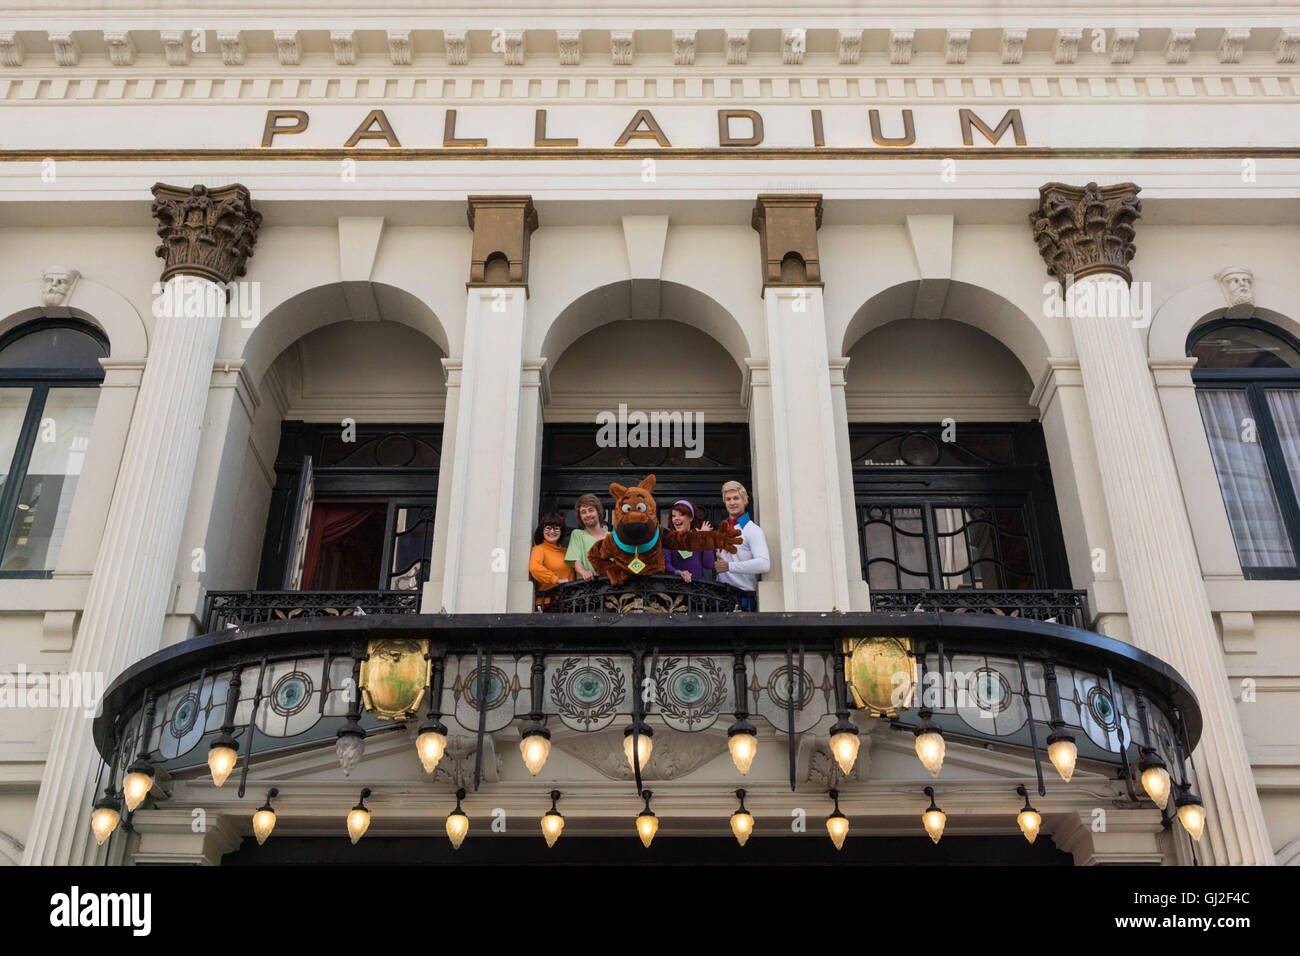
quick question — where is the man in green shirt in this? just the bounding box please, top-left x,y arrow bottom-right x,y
565,492 -> 608,580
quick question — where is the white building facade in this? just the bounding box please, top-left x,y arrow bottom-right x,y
0,2 -> 1297,866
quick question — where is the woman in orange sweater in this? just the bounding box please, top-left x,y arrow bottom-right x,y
529,511 -> 573,610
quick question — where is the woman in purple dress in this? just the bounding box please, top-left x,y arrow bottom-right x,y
662,500 -> 714,583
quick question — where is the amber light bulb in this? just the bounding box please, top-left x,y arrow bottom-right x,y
730,790 -> 754,847
520,725 -> 552,776
1015,786 -> 1041,845
922,787 -> 946,845
446,788 -> 469,850
825,789 -> 849,851
252,788 -> 279,846
541,791 -> 564,848
636,789 -> 658,848
347,788 -> 372,845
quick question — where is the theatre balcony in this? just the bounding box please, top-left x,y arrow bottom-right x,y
93,601 -> 1206,855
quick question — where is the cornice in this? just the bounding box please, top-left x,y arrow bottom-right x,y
0,25 -> 1297,72
2,72 -> 1296,105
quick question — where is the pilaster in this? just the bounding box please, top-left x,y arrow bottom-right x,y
748,194 -> 854,611
426,196 -> 540,613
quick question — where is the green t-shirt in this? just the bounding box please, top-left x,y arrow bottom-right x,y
565,527 -> 606,572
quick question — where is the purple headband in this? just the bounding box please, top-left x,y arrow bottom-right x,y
671,499 -> 695,517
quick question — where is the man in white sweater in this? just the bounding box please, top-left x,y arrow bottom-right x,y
713,480 -> 770,608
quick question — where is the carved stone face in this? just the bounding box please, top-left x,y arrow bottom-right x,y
41,269 -> 79,307
1217,268 -> 1254,306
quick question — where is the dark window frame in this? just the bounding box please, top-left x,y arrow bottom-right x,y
258,421 -> 442,590
1188,318 -> 1300,579
849,422 -> 1072,590
0,319 -> 107,579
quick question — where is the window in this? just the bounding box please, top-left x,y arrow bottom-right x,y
850,424 -> 1071,592
1189,320 -> 1300,578
0,320 -> 106,576
259,422 -> 441,591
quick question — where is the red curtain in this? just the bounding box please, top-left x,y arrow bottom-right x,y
301,503 -> 383,590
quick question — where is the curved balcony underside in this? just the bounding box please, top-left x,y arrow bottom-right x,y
95,602 -> 1202,795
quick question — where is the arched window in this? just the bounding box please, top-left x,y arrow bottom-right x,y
1189,319 -> 1300,577
0,319 -> 107,576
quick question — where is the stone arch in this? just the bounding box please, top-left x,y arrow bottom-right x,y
0,276 -> 149,361
1148,278 -> 1300,361
240,282 -> 450,384
842,279 -> 1054,379
538,279 -> 753,375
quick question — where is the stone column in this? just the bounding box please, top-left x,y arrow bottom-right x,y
424,196 -> 539,613
22,184 -> 261,865
1029,182 -> 1273,865
748,195 -> 855,611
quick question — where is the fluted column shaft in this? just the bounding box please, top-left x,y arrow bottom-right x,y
1032,181 -> 1273,865
23,183 -> 259,865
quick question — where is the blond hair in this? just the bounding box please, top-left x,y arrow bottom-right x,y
721,481 -> 749,506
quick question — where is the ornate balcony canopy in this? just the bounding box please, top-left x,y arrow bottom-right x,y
94,608 -> 1201,806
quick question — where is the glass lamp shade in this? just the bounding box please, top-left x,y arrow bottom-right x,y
826,812 -> 849,850
636,811 -> 659,848
336,732 -> 365,777
1048,738 -> 1078,783
90,806 -> 120,846
623,731 -> 653,772
122,766 -> 154,813
830,731 -> 861,775
914,729 -> 946,777
541,811 -> 564,848
728,732 -> 757,775
346,807 -> 370,844
252,808 -> 277,845
922,808 -> 947,845
1017,808 -> 1042,844
1141,765 -> 1172,811
520,733 -> 552,776
208,742 -> 238,788
416,729 -> 447,774
1177,800 -> 1207,843
730,810 -> 754,847
446,810 -> 469,849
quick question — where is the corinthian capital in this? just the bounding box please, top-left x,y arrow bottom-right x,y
151,183 -> 262,285
1029,181 -> 1142,286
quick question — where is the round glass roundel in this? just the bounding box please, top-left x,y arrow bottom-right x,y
271,672 -> 313,717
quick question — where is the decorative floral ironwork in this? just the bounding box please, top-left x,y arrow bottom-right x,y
545,575 -> 749,614
652,656 -> 728,729
204,590 -> 420,632
550,657 -> 627,731
870,589 -> 1088,628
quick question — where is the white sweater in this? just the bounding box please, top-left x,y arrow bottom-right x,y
716,519 -> 770,592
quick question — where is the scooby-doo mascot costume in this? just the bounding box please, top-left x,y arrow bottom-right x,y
588,475 -> 742,585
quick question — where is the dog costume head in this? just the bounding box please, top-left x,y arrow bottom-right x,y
609,475 -> 660,546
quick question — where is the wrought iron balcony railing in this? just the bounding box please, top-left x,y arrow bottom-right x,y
203,590 -> 420,632
870,589 -> 1089,628
540,575 -> 754,614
